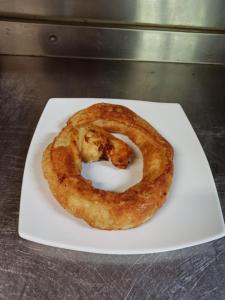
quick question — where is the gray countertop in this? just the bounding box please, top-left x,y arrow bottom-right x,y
0,56 -> 225,299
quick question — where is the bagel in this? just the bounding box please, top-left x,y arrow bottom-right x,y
42,103 -> 174,230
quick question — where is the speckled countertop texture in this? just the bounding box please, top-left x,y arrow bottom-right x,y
0,56 -> 225,299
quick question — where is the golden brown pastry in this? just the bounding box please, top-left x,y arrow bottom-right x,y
76,125 -> 132,168
42,103 -> 174,230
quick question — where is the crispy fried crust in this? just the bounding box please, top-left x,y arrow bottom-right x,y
42,103 -> 174,230
77,125 -> 132,168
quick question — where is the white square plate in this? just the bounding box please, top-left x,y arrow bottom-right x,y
19,98 -> 225,254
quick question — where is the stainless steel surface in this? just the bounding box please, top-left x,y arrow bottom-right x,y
1,20 -> 225,64
0,56 -> 225,299
1,0 -> 225,30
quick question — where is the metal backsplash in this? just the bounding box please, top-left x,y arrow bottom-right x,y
0,0 -> 225,63
1,21 -> 225,64
1,0 -> 225,30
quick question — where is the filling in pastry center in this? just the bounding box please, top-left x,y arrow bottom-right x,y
81,134 -> 143,192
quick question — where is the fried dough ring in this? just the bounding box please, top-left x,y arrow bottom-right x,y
42,103 -> 173,230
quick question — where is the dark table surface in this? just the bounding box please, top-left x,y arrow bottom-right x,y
0,55 -> 225,300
